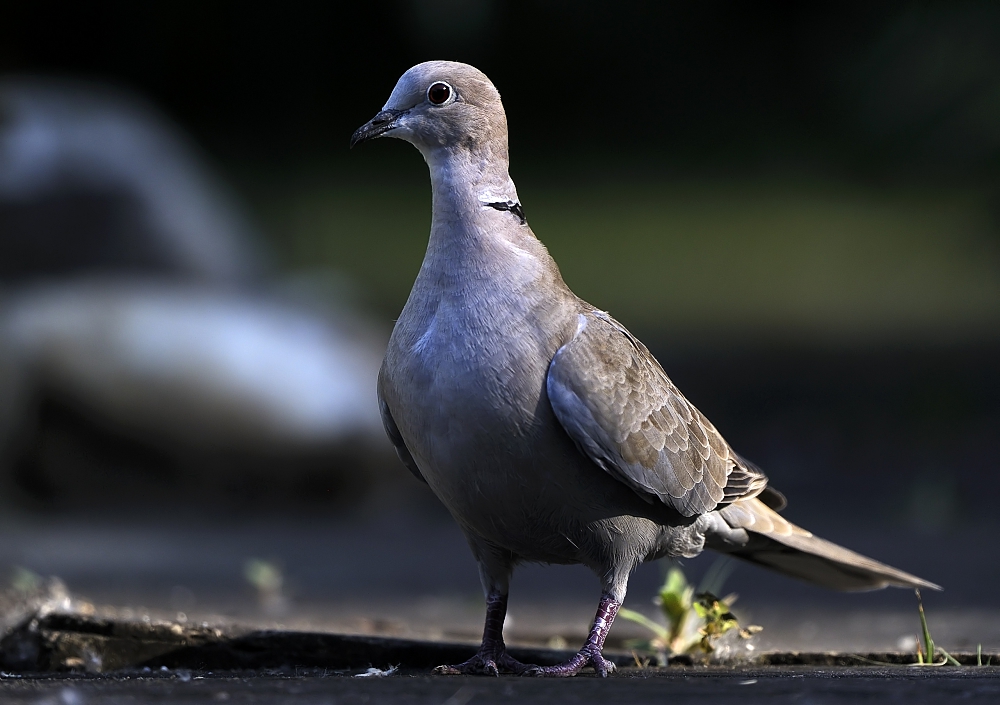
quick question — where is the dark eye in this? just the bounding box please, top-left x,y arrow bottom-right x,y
427,82 -> 452,105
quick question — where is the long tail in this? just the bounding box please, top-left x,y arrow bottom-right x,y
703,497 -> 940,592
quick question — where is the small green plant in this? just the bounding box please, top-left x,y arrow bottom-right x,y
10,566 -> 42,593
913,589 -> 960,666
244,558 -> 288,616
619,558 -> 760,664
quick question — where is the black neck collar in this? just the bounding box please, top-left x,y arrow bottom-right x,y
484,200 -> 526,225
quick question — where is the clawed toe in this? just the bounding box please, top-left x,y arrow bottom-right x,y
433,659 -> 497,676
525,646 -> 616,678
594,654 -> 617,677
498,653 -> 534,674
435,651 -> 532,676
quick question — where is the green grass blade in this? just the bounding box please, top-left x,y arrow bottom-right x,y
938,647 -> 961,667
916,590 -> 935,661
618,607 -> 671,641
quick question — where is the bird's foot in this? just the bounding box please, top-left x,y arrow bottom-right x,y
525,644 -> 616,678
434,649 -> 534,676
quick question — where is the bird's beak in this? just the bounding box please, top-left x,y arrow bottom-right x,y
350,108 -> 409,148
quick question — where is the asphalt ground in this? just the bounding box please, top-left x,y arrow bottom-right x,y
3,667 -> 1000,705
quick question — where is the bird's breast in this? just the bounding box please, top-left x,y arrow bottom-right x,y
388,284 -> 553,428
384,275 -> 571,489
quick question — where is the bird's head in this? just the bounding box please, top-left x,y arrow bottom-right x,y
350,61 -> 508,162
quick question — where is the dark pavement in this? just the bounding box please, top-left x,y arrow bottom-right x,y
3,667 -> 1000,705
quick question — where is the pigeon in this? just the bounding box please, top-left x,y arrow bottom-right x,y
351,61 -> 939,677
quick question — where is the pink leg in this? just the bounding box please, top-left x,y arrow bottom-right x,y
526,593 -> 620,677
435,591 -> 534,676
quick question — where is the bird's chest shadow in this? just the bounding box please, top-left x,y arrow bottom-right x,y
400,314 -> 546,413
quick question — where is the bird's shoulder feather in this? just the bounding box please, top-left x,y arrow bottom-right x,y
546,309 -> 767,516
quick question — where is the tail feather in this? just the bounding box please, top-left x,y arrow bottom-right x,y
707,497 -> 940,592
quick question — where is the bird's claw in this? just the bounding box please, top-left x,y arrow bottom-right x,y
432,662 -> 498,676
524,645 -> 616,677
435,650 -> 533,676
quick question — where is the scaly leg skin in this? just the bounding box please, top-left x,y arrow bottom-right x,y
526,594 -> 621,677
434,591 -> 534,676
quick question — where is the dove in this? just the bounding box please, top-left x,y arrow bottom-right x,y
351,61 -> 938,677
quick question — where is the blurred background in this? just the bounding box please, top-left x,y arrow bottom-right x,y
0,0 -> 998,653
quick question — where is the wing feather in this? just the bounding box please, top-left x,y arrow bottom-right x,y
547,310 -> 766,516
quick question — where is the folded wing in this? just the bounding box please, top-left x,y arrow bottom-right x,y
547,310 -> 766,517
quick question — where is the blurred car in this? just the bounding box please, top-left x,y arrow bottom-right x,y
0,78 -> 390,511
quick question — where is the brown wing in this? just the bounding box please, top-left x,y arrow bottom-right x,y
547,310 -> 766,516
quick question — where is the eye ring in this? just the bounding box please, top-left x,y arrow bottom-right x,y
427,81 -> 453,105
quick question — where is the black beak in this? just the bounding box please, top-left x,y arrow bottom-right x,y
350,108 -> 408,148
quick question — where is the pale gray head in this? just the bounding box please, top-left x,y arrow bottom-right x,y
351,61 -> 509,167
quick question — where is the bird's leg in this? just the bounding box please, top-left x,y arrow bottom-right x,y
434,589 -> 532,675
526,593 -> 621,677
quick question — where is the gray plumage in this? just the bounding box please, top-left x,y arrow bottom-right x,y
353,61 -> 938,677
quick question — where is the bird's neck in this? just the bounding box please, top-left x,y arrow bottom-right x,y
418,145 -> 525,264
423,144 -> 519,229
409,144 -> 558,304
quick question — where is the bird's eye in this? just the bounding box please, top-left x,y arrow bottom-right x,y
427,82 -> 452,105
